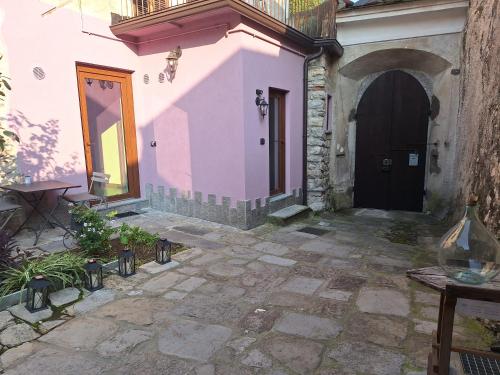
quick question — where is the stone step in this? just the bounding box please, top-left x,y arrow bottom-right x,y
268,204 -> 311,225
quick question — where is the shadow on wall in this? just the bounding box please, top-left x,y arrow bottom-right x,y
6,111 -> 80,181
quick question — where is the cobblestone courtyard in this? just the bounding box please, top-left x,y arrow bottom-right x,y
0,209 -> 491,374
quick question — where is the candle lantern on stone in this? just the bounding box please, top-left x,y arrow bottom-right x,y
26,275 -> 50,312
156,238 -> 172,265
118,248 -> 136,277
84,259 -> 103,291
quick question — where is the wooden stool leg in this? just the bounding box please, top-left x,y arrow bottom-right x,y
438,294 -> 457,375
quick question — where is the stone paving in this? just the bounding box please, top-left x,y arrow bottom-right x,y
0,208 -> 491,374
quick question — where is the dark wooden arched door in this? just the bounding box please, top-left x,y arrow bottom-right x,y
354,70 -> 430,211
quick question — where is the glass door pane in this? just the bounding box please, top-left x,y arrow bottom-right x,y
83,78 -> 129,197
269,96 -> 279,194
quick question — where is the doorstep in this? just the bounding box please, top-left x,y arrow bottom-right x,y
94,198 -> 150,215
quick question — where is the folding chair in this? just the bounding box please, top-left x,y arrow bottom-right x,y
0,199 -> 22,231
62,172 -> 110,208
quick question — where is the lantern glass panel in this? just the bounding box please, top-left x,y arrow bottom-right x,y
26,276 -> 50,312
156,239 -> 172,264
118,249 -> 136,277
85,259 -> 103,291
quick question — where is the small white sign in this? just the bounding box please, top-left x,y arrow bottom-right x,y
409,153 -> 419,167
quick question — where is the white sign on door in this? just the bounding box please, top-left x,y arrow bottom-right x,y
408,153 -> 419,167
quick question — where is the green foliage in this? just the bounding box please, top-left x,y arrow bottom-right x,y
118,223 -> 159,251
0,56 -> 19,152
69,205 -> 116,258
289,0 -> 322,14
0,253 -> 87,297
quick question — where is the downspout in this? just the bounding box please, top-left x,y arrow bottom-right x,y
302,47 -> 324,206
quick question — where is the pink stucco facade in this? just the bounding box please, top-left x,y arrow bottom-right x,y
1,1 -> 305,218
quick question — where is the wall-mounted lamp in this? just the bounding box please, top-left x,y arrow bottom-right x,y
255,89 -> 268,118
166,46 -> 182,82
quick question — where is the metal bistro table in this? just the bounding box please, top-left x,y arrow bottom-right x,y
1,180 -> 81,245
407,267 -> 500,375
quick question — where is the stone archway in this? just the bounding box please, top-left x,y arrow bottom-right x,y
339,48 -> 452,79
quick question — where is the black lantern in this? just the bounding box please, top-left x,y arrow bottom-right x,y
156,238 -> 172,265
255,89 -> 269,118
118,248 -> 136,277
26,275 -> 50,312
84,259 -> 103,291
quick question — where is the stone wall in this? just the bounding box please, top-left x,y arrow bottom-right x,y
306,55 -> 332,211
146,184 -> 303,230
453,0 -> 500,236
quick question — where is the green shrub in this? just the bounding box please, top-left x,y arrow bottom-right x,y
118,223 -> 159,251
69,205 -> 116,258
0,253 -> 87,297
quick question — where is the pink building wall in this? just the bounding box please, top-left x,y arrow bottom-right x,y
1,0 -> 305,210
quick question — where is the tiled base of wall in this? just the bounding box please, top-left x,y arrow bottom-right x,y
145,184 -> 303,230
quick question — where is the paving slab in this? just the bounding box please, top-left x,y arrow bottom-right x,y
190,253 -> 225,266
158,319 -> 232,361
72,288 -> 116,314
141,272 -> 186,293
258,254 -> 296,267
356,287 -> 410,317
226,336 -> 256,353
0,342 -> 37,368
49,287 -> 80,307
39,317 -> 118,350
139,260 -> 180,274
39,319 -> 66,334
222,245 -> 262,259
207,263 -> 246,277
273,312 -> 342,339
171,293 -> 250,325
174,277 -> 207,292
96,329 -> 153,356
241,349 -> 272,368
299,240 -> 336,254
0,311 -> 15,331
0,323 -> 40,348
163,291 -> 188,300
172,248 -> 204,262
328,342 -> 406,375
318,289 -> 353,302
4,348 -> 104,374
253,241 -> 289,256
177,266 -> 202,275
281,276 -> 324,295
91,297 -> 158,325
345,314 -> 408,348
8,304 -> 52,324
240,308 -> 281,333
263,335 -> 324,375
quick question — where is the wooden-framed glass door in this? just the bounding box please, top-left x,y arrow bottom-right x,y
269,89 -> 286,196
76,64 -> 140,202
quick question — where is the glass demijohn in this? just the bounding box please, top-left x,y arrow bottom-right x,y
26,275 -> 50,312
118,248 -> 136,277
84,259 -> 103,291
438,203 -> 500,285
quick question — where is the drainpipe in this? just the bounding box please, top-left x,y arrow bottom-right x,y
302,46 -> 324,207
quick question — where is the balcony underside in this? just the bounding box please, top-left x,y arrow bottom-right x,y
110,0 -> 342,55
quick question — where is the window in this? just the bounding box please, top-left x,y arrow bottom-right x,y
326,94 -> 332,131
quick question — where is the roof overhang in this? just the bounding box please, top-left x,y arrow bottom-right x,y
110,0 -> 343,56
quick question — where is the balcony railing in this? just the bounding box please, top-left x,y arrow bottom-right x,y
117,0 -> 336,38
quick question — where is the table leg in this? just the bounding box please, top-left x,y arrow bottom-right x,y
438,293 -> 457,375
11,192 -> 42,238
